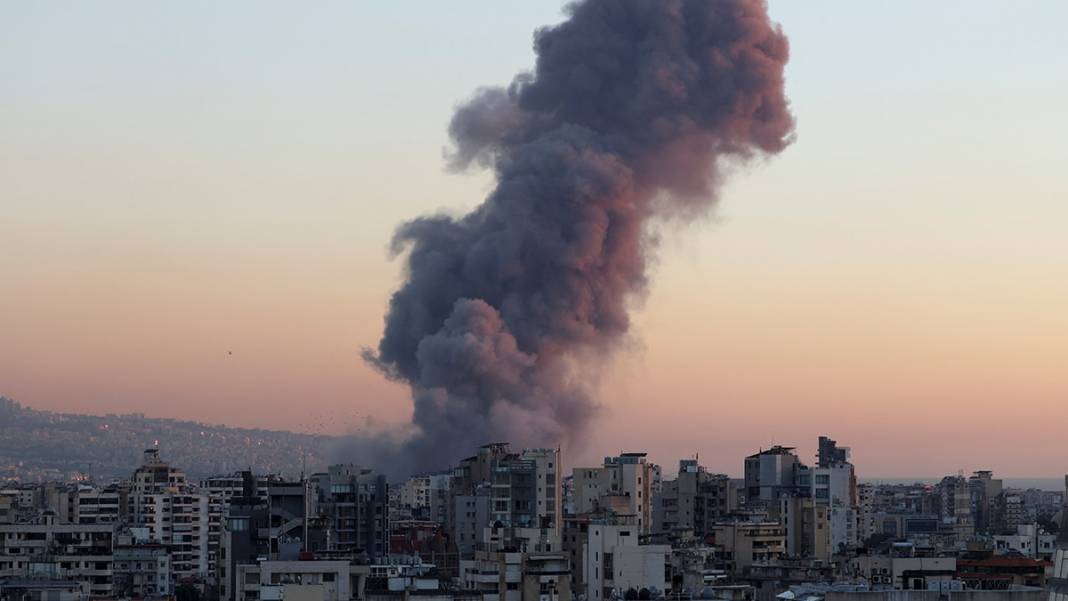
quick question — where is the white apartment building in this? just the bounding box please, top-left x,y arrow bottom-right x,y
994,524 -> 1058,560
580,521 -> 669,601
127,449 -> 212,583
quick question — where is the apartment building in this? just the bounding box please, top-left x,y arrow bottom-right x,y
567,515 -> 668,601
127,449 -> 212,582
744,447 -> 803,508
710,521 -> 786,575
460,549 -> 572,601
573,453 -> 656,534
653,459 -> 736,537
234,559 -> 371,601
451,445 -> 562,555
310,464 -> 389,557
0,513 -> 115,598
113,543 -> 172,598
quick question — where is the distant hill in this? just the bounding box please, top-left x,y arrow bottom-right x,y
0,397 -> 335,482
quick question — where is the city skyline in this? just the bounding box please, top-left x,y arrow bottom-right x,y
3,1 -> 1068,478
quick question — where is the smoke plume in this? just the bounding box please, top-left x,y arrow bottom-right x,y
357,0 -> 795,476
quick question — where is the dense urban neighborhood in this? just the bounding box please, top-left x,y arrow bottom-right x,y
2,429 -> 1067,601
0,398 -> 331,481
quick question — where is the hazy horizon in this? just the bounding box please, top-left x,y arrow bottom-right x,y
5,397 -> 1067,487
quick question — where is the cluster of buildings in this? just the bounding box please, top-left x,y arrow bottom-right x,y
0,397 -> 331,483
1,438 -> 1065,601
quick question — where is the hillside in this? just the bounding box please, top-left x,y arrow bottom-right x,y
0,397 -> 335,482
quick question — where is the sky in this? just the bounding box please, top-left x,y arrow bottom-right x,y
2,1 -> 1067,478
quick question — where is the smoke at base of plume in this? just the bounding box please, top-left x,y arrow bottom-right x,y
350,0 -> 795,477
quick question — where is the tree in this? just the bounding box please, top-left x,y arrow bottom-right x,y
625,589 -> 639,600
176,584 -> 201,601
1038,514 -> 1061,534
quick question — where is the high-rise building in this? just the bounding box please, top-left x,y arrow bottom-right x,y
573,453 -> 656,533
817,436 -> 850,468
126,449 -> 211,583
743,446 -> 803,507
653,459 -> 736,537
310,464 -> 389,557
968,470 -> 1004,532
449,444 -> 562,555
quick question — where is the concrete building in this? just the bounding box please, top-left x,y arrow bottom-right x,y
69,485 -> 124,525
455,491 -> 493,555
0,578 -> 84,601
1000,493 -> 1027,531
114,543 -> 172,598
969,471 -> 1004,533
851,556 -> 957,590
460,550 -> 571,601
710,522 -> 786,575
774,497 -> 832,560
201,472 -> 276,589
396,473 -> 451,524
956,558 -> 1048,590
993,524 -> 1057,560
234,559 -> 370,601
310,464 -> 389,557
127,449 -> 212,582
0,496 -> 12,525
936,476 -> 974,539
220,475 -> 324,601
858,484 -> 877,542
653,459 -> 736,538
450,445 -> 561,556
560,514 -> 667,601
516,448 -> 562,536
744,447 -> 803,508
573,454 -> 656,534
796,464 -> 856,508
817,437 -> 850,468
0,513 -> 115,598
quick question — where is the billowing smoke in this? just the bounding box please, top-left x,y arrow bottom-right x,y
356,0 -> 795,476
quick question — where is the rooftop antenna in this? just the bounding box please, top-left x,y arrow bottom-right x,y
303,473 -> 310,553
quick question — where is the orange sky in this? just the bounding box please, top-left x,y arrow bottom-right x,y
2,1 -> 1067,477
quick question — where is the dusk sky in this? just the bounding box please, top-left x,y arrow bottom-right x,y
3,2 -> 1067,477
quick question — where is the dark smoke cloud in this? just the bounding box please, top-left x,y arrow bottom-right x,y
354,0 -> 795,477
